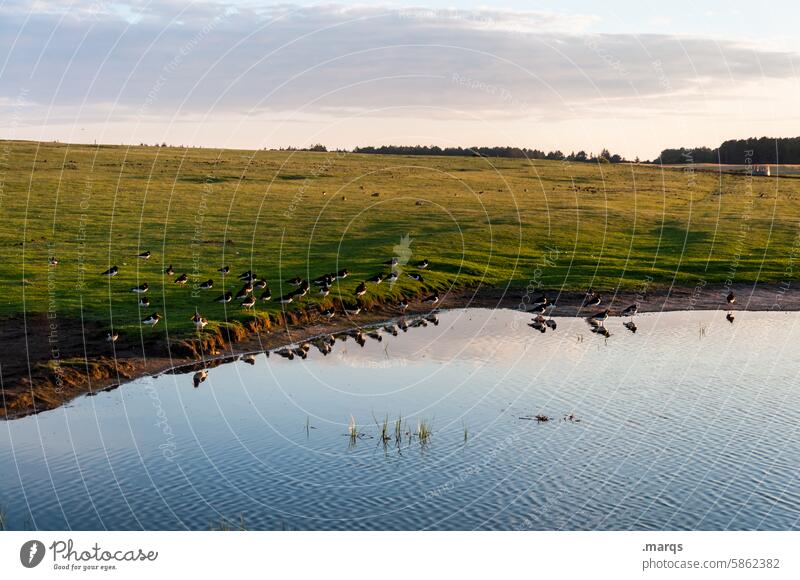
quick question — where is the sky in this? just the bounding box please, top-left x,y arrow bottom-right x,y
1,0 -> 798,159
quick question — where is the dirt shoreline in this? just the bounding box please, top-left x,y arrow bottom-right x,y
0,282 -> 795,420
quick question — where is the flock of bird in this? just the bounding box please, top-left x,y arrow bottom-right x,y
80,250 -> 437,343
525,289 -> 638,337
528,288 -> 738,337
191,311 -> 442,387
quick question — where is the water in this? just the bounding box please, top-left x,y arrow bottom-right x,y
1,309 -> 799,530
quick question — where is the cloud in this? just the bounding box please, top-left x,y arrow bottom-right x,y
0,2 -> 797,155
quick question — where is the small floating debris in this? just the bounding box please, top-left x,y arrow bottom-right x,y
520,413 -> 551,423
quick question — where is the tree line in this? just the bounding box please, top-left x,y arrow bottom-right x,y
299,144 -> 631,163
656,137 -> 800,165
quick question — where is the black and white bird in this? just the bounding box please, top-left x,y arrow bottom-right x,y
259,288 -> 272,302
138,296 -> 150,307
337,269 -> 349,279
235,284 -> 253,300
142,312 -> 161,326
355,282 -> 367,296
727,291 -> 736,305
287,276 -> 303,286
242,354 -> 257,365
368,273 -> 384,284
48,256 -> 59,266
313,273 -> 335,286
276,348 -> 295,360
398,298 -> 409,311
383,324 -> 399,336
239,270 -> 256,281
175,273 -> 189,285
528,321 -> 546,333
588,309 -> 609,324
624,321 -> 637,333
253,279 -> 267,290
584,293 -> 602,307
408,273 -> 424,282
318,284 -> 330,297
545,319 -> 557,330
425,313 -> 440,326
241,294 -> 256,309
399,319 -> 409,332
193,369 -> 208,388
344,305 -> 361,316
137,251 -> 151,260
531,294 -> 548,307
422,292 -> 439,304
384,258 -> 399,267
131,282 -> 149,294
726,312 -> 735,324
218,266 -> 230,275
101,265 -> 119,277
621,304 -> 638,317
106,331 -> 119,343
279,293 -> 294,304
215,291 -> 233,303
529,303 -> 546,314
591,325 -> 611,338
385,271 -> 398,282
321,307 -> 335,319
199,279 -> 214,290
192,310 -> 207,329
416,259 -> 429,269
165,264 -> 174,276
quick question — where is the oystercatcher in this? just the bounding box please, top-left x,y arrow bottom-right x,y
241,294 -> 256,309
727,291 -> 736,305
193,369 -> 208,388
131,283 -> 149,293
253,279 -> 267,289
165,264 -> 174,276
355,282 -> 367,296
624,321 -> 637,333
215,291 -> 233,303
259,288 -> 272,301
142,312 -> 161,326
235,284 -> 253,300
337,269 -> 349,279
416,259 -> 429,269
398,298 -> 409,311
138,296 -> 150,307
422,292 -> 439,304
408,273 -> 424,282
137,251 -> 151,260
218,266 -> 230,275
101,265 -> 119,277
175,273 -> 189,285
321,307 -> 335,318
726,312 -> 735,324
621,304 -> 638,317
384,258 -> 399,267
199,279 -> 214,290
49,257 -> 59,266
287,276 -> 303,286
106,331 -> 118,343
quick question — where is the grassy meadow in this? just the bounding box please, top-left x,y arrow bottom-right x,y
2,139 -> 800,340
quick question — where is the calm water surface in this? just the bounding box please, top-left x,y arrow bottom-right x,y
2,309 -> 799,530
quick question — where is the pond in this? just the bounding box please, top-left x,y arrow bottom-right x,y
1,308 -> 799,530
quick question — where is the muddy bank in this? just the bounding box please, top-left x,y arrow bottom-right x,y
0,282 -> 794,419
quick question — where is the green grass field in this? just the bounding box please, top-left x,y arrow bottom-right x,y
2,139 -> 799,339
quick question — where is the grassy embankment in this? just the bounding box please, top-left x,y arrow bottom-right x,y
2,139 -> 799,345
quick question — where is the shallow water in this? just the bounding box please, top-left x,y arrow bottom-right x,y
1,308 -> 799,530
